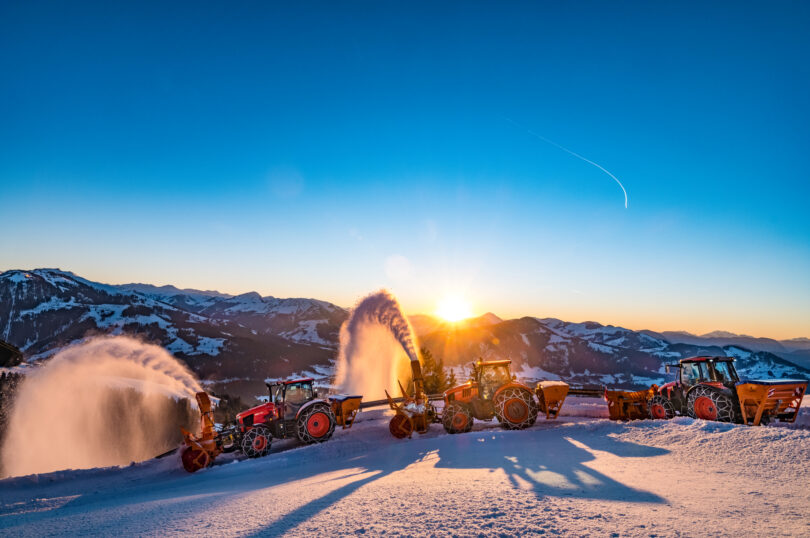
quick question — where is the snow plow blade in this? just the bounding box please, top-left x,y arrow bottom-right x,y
605,386 -> 657,421
329,394 -> 363,429
535,381 -> 569,419
735,379 -> 807,425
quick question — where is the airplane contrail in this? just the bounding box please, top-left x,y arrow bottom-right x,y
501,115 -> 629,209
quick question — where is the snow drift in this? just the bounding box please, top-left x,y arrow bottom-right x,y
1,336 -> 201,477
335,290 -> 418,400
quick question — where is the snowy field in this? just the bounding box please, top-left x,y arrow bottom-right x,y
1,398 -> 809,537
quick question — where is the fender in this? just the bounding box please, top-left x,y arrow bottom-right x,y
699,381 -> 725,390
236,402 -> 276,431
444,381 -> 477,404
685,382 -> 728,399
295,398 -> 330,419
659,381 -> 678,398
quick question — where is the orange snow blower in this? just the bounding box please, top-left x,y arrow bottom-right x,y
604,386 -> 659,421
385,359 -> 438,438
180,392 -> 226,473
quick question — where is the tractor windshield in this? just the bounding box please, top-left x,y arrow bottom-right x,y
285,382 -> 313,405
681,362 -> 706,384
709,361 -> 739,383
479,365 -> 511,399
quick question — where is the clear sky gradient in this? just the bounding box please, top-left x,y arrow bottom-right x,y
2,2 -> 809,338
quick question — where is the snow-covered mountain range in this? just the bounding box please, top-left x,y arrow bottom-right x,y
417,315 -> 809,387
640,329 -> 810,369
1,268 -> 808,400
0,269 -> 345,398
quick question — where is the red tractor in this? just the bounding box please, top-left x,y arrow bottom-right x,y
235,377 -> 337,457
441,359 -> 569,434
181,378 -> 362,472
643,356 -> 806,425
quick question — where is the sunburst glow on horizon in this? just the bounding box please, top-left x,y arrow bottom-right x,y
435,295 -> 474,322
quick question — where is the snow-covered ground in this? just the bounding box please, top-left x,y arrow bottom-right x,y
1,401 -> 809,536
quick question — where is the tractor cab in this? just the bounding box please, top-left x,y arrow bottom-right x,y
266,378 -> 316,421
472,359 -> 514,400
667,357 -> 739,389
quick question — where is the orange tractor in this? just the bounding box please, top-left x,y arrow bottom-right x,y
442,359 -> 569,434
605,356 -> 807,426
385,358 -> 569,438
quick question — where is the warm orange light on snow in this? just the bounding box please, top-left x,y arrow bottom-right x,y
435,295 -> 473,322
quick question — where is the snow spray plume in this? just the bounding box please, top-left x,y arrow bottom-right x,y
335,290 -> 419,400
1,336 -> 202,477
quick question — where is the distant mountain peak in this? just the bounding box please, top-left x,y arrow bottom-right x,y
117,282 -> 232,299
470,312 -> 503,326
231,291 -> 263,302
668,330 -> 698,337
702,330 -> 748,338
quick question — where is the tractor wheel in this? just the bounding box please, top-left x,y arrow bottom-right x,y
494,387 -> 538,430
443,403 -> 473,434
181,442 -> 211,473
648,395 -> 676,420
241,425 -> 272,458
389,412 -> 414,439
297,404 -> 336,444
687,385 -> 738,423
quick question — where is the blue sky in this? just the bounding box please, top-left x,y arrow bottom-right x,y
2,1 -> 809,338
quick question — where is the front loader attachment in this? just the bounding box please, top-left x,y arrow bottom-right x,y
735,379 -> 807,425
535,381 -> 569,419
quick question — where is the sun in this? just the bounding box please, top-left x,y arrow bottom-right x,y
435,295 -> 474,322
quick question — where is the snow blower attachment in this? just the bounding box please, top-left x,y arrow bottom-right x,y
385,359 -> 438,438
604,386 -> 659,421
605,356 -> 807,426
181,392 -> 226,473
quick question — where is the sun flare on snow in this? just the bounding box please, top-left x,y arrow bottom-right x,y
435,295 -> 473,322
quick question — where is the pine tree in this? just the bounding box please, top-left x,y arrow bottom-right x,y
446,368 -> 457,388
420,347 -> 453,393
